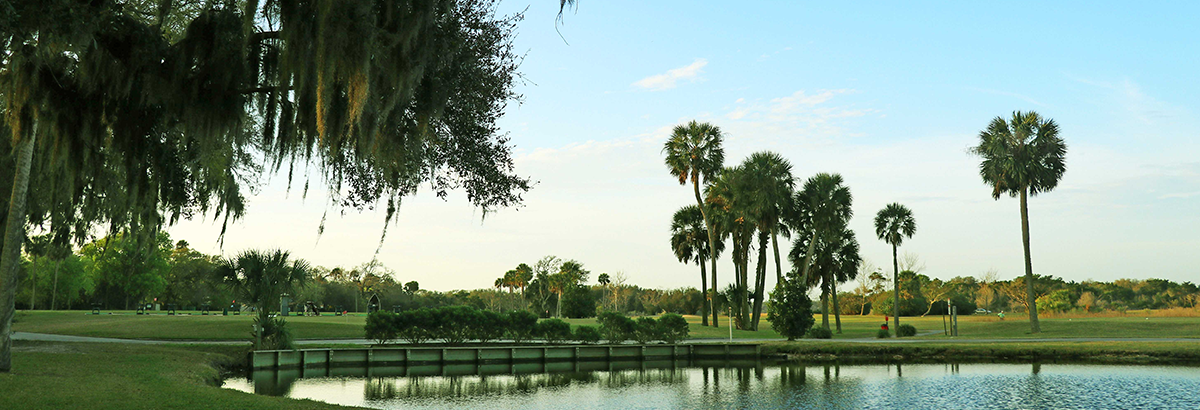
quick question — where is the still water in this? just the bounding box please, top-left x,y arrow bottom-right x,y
224,360 -> 1200,409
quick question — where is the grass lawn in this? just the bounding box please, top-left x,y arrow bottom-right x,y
14,310 -> 368,340
0,341 -> 359,410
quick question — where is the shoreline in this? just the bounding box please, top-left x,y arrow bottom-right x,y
763,340 -> 1200,365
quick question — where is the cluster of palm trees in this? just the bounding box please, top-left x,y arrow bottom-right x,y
666,110 -> 1067,335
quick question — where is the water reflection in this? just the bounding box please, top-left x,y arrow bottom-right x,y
228,361 -> 1200,410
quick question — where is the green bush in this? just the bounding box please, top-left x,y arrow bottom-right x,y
766,279 -> 816,340
896,324 -> 917,337
634,317 -> 659,344
436,306 -> 480,344
475,310 -> 507,343
574,325 -> 601,344
365,311 -> 398,344
804,327 -> 833,339
398,308 -> 435,344
876,328 -> 891,338
560,284 -> 597,318
598,311 -> 636,344
657,313 -> 689,344
505,310 -> 539,343
536,319 -> 572,344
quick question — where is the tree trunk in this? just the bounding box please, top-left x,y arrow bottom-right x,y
556,290 -> 563,318
699,256 -> 708,326
1021,187 -> 1041,333
0,132 -> 38,372
28,258 -> 37,310
832,284 -> 842,333
820,280 -> 830,329
751,231 -> 768,330
692,177 -> 720,328
800,230 -> 818,285
51,261 -> 60,311
772,231 -> 783,284
892,243 -> 900,332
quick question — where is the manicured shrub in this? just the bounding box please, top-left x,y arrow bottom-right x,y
536,319 -> 573,344
766,280 -> 816,340
598,311 -> 636,344
634,317 -> 659,344
805,327 -> 833,339
896,324 -> 917,337
438,306 -> 482,344
506,310 -> 539,343
365,311 -> 398,345
474,310 -> 507,343
398,308 -> 436,344
876,328 -> 891,338
657,313 -> 690,344
574,325 -> 601,344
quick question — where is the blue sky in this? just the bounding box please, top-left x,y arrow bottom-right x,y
172,1 -> 1199,291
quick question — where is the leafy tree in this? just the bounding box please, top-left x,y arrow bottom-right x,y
404,281 -> 420,294
971,111 -> 1067,334
559,284 -> 596,318
217,249 -> 312,350
669,204 -> 724,327
663,120 -> 725,327
1037,289 -> 1074,314
80,233 -> 172,310
766,276 -> 815,341
874,203 -> 916,332
657,313 -> 689,344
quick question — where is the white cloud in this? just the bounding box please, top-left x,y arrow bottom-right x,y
633,59 -> 708,91
721,89 -> 872,143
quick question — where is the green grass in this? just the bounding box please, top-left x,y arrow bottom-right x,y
14,310 -> 368,340
0,342 -> 360,410
763,340 -> 1200,364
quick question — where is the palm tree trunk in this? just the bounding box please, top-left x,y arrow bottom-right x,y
800,230 -> 818,285
0,132 -> 38,372
751,231 -> 768,330
831,285 -> 842,333
892,243 -> 900,332
699,257 -> 708,326
29,258 -> 37,310
51,261 -> 60,311
771,232 -> 783,284
820,279 -> 830,329
692,178 -> 720,328
556,290 -> 563,318
1021,187 -> 1041,333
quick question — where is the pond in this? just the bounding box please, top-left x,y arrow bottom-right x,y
224,360 -> 1200,409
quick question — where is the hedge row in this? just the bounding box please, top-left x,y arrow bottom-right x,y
364,307 -> 690,345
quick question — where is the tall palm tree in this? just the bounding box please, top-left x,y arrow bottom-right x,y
793,173 -> 853,286
663,120 -> 725,327
790,224 -> 860,333
670,205 -> 726,326
739,152 -> 795,330
706,166 -> 755,329
874,203 -> 916,332
971,111 -> 1066,334
217,249 -> 312,350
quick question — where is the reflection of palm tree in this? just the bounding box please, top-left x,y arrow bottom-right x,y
670,205 -> 725,324
971,111 -> 1066,334
792,174 -> 852,287
740,152 -> 794,330
663,120 -> 725,327
874,203 -> 916,332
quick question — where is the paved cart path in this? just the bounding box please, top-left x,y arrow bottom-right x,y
13,331 -> 1200,346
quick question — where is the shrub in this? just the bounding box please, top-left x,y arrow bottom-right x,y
574,325 -> 601,344
804,327 -> 833,339
506,310 -> 539,343
560,285 -> 597,318
876,328 -> 891,338
474,310 -> 507,343
598,311 -> 636,344
657,313 -> 689,344
365,311 -> 398,345
634,317 -> 659,344
398,308 -> 435,344
766,280 -> 816,340
256,316 -> 294,350
536,319 -> 572,344
896,324 -> 917,337
437,306 -> 481,344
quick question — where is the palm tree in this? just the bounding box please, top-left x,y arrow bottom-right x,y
970,111 -> 1066,334
874,203 -> 916,332
706,166 -> 757,329
663,120 -> 725,327
793,173 -> 853,286
549,260 -> 589,317
739,152 -> 795,330
670,205 -> 725,326
790,225 -> 860,333
217,249 -> 312,350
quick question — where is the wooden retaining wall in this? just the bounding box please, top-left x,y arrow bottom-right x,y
252,344 -> 761,370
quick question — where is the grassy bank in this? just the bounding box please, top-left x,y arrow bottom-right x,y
763,340 -> 1200,365
0,341 -> 358,410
